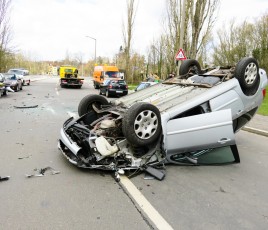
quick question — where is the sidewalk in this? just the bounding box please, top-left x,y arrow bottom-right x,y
243,114 -> 268,137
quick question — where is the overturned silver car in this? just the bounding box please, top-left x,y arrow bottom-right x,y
58,57 -> 267,180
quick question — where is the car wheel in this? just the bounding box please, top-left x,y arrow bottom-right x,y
15,85 -> 19,92
94,83 -> 100,89
122,102 -> 162,146
78,94 -> 109,117
99,90 -> 102,95
20,84 -> 23,90
179,59 -> 202,77
234,57 -> 260,96
105,90 -> 110,98
27,80 -> 30,86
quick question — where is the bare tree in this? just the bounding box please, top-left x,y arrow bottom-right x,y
122,0 -> 138,81
148,35 -> 166,79
188,0 -> 219,59
161,0 -> 219,74
0,0 -> 13,72
253,13 -> 268,71
213,20 -> 255,66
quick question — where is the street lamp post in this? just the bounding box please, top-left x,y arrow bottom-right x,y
86,36 -> 97,64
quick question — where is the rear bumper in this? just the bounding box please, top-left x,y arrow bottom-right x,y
108,89 -> 128,96
60,78 -> 84,86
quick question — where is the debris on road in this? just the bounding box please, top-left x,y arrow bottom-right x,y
14,105 -> 38,109
0,176 -> 10,182
26,167 -> 60,178
18,155 -> 31,160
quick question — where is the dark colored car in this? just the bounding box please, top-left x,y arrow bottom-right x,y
0,73 -> 14,96
99,79 -> 128,97
3,73 -> 23,92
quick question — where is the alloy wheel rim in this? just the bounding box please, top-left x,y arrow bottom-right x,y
134,110 -> 158,139
244,62 -> 257,85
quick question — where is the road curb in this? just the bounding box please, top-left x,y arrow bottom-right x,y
242,126 -> 268,137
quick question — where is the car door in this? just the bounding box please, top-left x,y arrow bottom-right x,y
165,109 -> 235,155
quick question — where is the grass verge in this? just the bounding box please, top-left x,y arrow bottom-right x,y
257,85 -> 268,116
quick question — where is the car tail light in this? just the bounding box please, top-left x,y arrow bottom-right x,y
79,80 -> 83,83
263,89 -> 266,98
126,85 -> 128,89
62,80 -> 67,83
108,85 -> 112,89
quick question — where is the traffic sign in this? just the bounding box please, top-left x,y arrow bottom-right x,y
175,49 -> 187,60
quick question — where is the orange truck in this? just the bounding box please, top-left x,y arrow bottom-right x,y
93,65 -> 123,89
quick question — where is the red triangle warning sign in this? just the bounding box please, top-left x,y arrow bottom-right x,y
175,49 -> 187,60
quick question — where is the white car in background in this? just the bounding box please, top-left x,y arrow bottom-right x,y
7,68 -> 30,86
135,81 -> 158,91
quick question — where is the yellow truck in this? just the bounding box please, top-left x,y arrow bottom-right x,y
59,65 -> 84,88
93,65 -> 123,89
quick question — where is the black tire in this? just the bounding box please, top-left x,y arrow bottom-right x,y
78,94 -> 109,117
15,85 -> 19,92
27,80 -> 30,86
122,102 -> 162,146
234,57 -> 260,96
179,59 -> 202,77
20,84 -> 23,90
94,82 -> 100,89
3,90 -> 7,96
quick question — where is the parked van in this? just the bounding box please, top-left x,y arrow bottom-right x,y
93,65 -> 121,89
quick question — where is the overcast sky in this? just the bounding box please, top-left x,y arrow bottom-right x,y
10,0 -> 268,62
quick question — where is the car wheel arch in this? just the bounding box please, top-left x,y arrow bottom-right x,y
122,102 -> 162,146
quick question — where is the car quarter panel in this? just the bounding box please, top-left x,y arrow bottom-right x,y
209,90 -> 245,119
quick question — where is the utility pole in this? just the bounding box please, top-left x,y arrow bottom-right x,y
177,0 -> 186,76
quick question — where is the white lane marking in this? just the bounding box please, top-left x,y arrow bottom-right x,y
55,87 -> 59,96
120,176 -> 174,230
67,112 -> 78,119
46,107 -> 56,115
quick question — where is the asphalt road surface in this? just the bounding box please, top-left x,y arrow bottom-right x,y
0,76 -> 267,230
